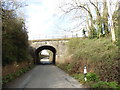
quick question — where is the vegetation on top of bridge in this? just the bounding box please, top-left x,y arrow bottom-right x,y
29,38 -> 71,42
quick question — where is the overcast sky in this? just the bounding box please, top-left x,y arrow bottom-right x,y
23,0 -> 66,40
21,0 -> 85,40
21,0 -> 117,40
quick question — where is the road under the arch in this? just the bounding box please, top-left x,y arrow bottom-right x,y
4,65 -> 84,88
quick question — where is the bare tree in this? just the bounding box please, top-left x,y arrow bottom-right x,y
59,0 -> 96,38
59,0 -> 118,40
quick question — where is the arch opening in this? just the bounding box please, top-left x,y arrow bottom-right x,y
35,45 -> 56,65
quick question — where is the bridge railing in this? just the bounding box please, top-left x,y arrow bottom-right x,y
30,33 -> 81,40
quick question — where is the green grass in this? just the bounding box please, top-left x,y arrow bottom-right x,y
86,72 -> 100,82
91,81 -> 120,88
72,73 -> 85,84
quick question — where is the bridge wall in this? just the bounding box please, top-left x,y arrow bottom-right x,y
29,39 -> 69,63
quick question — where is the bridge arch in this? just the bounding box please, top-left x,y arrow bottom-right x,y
35,45 -> 56,64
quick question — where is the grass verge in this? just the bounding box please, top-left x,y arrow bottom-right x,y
2,64 -> 35,86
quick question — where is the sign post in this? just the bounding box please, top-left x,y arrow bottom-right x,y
84,65 -> 87,81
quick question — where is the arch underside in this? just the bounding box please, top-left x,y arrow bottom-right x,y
35,45 -> 56,64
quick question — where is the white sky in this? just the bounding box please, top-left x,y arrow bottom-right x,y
41,50 -> 49,55
21,0 -> 118,40
23,0 -> 65,40
21,0 -> 84,40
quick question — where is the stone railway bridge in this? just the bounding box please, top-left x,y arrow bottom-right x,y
29,38 -> 71,64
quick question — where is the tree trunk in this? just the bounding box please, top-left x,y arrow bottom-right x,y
107,0 -> 116,42
103,0 -> 109,34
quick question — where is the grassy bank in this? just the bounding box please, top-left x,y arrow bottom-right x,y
57,37 -> 120,88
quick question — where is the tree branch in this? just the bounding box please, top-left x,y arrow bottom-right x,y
89,0 -> 101,16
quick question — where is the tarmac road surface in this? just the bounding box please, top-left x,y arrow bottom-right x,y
3,65 -> 84,88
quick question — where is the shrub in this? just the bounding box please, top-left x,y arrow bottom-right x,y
66,37 -> 119,82
86,72 -> 100,82
2,1 -> 33,66
2,74 -> 14,84
58,37 -> 119,87
92,81 -> 120,88
72,74 -> 85,83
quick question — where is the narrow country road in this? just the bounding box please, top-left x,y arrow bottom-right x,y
4,65 -> 84,88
